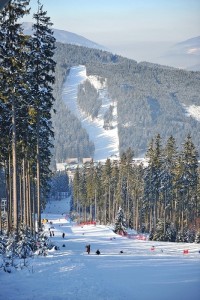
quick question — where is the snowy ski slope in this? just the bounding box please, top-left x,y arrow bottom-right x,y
62,65 -> 119,161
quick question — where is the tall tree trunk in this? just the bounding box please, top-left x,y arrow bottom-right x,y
22,158 -> 26,224
12,95 -> 18,235
32,180 -> 36,236
27,162 -> 32,229
19,173 -> 22,223
5,158 -> 11,232
163,189 -> 166,235
36,115 -> 41,230
0,205 -> 2,234
94,189 -> 97,221
135,196 -> 139,231
108,185 -> 111,223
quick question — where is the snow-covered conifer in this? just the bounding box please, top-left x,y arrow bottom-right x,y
29,1 -> 56,229
36,229 -> 49,256
195,230 -> 200,243
113,207 -> 127,235
0,0 -> 30,234
153,219 -> 176,242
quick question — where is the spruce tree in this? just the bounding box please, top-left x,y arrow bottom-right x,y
195,230 -> 200,243
29,0 -> 56,229
144,135 -> 163,231
93,162 -> 103,223
102,159 -> 112,224
0,0 -> 30,234
160,136 -> 177,234
181,134 -> 199,227
113,207 -> 127,235
153,219 -> 176,242
73,167 -> 81,216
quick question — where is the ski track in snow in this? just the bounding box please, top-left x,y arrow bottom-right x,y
62,65 -> 119,161
1,198 -> 200,300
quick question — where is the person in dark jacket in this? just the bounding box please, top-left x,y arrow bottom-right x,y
86,244 -> 90,254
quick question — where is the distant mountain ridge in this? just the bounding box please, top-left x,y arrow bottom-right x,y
22,22 -> 200,160
157,36 -> 200,70
22,22 -> 107,51
52,42 -> 200,162
176,36 -> 200,53
23,22 -> 199,71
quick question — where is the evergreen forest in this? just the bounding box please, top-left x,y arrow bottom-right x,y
72,135 -> 200,242
0,0 -> 57,244
52,42 -> 200,160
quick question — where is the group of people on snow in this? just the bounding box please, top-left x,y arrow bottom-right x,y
86,244 -> 100,255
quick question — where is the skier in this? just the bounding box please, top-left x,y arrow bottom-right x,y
86,244 -> 90,254
62,232 -> 65,238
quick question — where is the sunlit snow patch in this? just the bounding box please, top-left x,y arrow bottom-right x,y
183,104 -> 200,122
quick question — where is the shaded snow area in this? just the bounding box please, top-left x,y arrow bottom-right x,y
183,104 -> 200,122
1,199 -> 200,300
62,65 -> 119,161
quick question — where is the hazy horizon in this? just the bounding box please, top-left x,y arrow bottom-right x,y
22,0 -> 200,64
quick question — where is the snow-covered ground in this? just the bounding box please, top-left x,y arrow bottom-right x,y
1,198 -> 200,300
62,65 -> 119,161
184,104 -> 200,122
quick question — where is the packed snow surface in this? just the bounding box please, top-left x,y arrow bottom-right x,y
184,104 -> 200,122
62,65 -> 119,161
1,198 -> 200,300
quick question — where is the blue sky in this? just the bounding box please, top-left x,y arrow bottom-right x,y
24,0 -> 200,62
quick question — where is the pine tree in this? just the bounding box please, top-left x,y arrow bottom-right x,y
181,134 -> 199,228
86,160 -> 95,221
0,0 -> 30,234
153,219 -> 176,242
160,136 -> 177,235
129,163 -> 144,231
110,161 -> 119,223
113,207 -> 127,235
29,1 -> 56,229
195,230 -> 200,243
79,165 -> 87,222
0,0 -> 56,238
93,162 -> 103,223
102,159 -> 112,224
144,135 -> 163,231
16,224 -> 34,262
73,166 -> 81,216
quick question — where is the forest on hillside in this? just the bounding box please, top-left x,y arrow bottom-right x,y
52,42 -> 200,161
72,134 -> 200,242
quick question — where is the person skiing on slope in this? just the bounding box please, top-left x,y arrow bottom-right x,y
86,244 -> 90,254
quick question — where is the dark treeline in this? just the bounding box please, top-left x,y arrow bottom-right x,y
72,134 -> 200,242
77,79 -> 101,119
53,43 -> 200,160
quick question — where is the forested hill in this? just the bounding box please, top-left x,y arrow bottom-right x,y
52,42 -> 200,163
